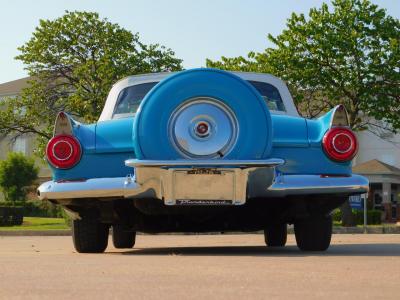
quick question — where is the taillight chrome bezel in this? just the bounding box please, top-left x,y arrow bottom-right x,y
52,140 -> 74,161
331,132 -> 354,154
322,127 -> 358,162
46,134 -> 82,169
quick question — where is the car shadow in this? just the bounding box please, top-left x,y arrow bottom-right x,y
109,243 -> 400,257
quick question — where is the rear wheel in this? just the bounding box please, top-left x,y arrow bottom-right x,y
294,215 -> 332,251
112,225 -> 136,249
264,223 -> 287,247
72,212 -> 109,253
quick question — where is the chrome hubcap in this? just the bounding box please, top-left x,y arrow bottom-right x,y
194,121 -> 210,137
169,98 -> 238,158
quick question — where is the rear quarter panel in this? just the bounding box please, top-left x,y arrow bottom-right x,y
271,114 -> 351,175
49,118 -> 136,181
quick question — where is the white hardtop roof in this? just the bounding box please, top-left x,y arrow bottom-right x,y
99,71 -> 299,121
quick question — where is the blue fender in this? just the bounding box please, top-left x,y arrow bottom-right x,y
307,106 -> 344,147
133,68 -> 272,160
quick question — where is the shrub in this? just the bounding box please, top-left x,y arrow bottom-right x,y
332,209 -> 382,225
0,200 -> 71,227
0,205 -> 24,226
0,152 -> 39,203
333,209 -> 342,223
10,200 -> 64,218
353,210 -> 382,225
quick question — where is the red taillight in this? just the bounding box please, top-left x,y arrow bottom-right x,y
322,127 -> 358,162
46,135 -> 82,169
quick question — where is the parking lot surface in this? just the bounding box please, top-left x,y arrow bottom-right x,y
0,234 -> 399,299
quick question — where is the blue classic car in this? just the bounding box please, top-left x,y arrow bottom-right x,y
38,69 -> 369,253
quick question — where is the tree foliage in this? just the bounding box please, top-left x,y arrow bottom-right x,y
207,0 -> 399,227
0,11 -> 183,155
0,152 -> 39,203
207,0 -> 400,133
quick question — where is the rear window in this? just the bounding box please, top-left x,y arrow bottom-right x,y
112,80 -> 285,119
247,81 -> 285,112
113,82 -> 158,119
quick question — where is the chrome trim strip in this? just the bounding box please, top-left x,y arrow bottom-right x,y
125,158 -> 285,168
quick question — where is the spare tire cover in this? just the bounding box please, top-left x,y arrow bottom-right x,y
133,68 -> 272,160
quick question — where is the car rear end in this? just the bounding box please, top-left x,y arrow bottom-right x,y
38,69 -> 368,253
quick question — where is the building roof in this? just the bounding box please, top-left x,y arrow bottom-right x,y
0,77 -> 31,97
353,159 -> 400,176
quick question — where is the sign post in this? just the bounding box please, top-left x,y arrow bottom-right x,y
349,194 -> 367,233
363,195 -> 367,234
349,195 -> 363,209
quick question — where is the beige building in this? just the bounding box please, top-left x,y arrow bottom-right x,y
353,160 -> 400,222
0,77 -> 51,180
353,130 -> 400,222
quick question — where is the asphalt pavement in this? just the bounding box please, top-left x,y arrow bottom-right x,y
0,234 -> 399,299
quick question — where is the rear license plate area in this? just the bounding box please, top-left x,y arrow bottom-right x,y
171,169 -> 235,205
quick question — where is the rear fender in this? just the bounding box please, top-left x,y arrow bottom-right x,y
53,112 -> 96,153
307,105 -> 350,147
95,118 -> 135,153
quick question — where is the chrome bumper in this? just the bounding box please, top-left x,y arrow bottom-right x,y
37,158 -> 369,204
267,174 -> 369,196
124,159 -> 284,168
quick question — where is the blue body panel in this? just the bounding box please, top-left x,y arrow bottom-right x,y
51,152 -> 135,180
272,147 -> 350,175
96,118 -> 135,153
306,112 -> 333,147
49,108 -> 351,181
51,118 -> 136,180
72,123 -> 96,153
271,115 -> 308,148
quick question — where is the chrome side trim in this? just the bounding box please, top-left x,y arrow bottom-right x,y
268,174 -> 369,196
125,158 -> 285,168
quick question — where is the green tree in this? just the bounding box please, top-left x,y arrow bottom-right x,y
207,0 -> 399,131
0,152 -> 39,203
207,0 -> 399,226
0,11 -> 183,155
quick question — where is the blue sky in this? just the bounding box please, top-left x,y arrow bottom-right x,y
0,0 -> 398,83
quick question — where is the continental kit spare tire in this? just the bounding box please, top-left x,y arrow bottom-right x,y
133,68 -> 272,160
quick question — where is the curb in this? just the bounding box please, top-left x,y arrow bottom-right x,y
333,226 -> 400,234
0,227 -> 399,236
0,230 -> 71,236
291,226 -> 400,234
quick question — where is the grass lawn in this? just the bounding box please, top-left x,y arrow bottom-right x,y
0,217 -> 70,231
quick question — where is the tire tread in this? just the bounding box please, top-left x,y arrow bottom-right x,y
112,225 -> 136,249
72,214 -> 109,253
294,215 -> 332,251
264,224 -> 287,247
